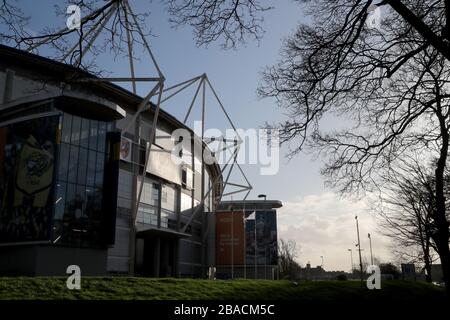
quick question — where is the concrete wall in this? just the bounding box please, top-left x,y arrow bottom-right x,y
0,245 -> 107,276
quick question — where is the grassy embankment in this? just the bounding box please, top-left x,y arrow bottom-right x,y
0,277 -> 446,300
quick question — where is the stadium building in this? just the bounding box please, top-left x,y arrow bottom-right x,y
0,45 -> 223,277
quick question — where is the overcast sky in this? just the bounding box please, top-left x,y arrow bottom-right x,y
10,0 -> 394,270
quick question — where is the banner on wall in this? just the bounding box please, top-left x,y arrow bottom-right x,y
0,115 -> 59,243
216,211 -> 245,266
120,136 -> 132,162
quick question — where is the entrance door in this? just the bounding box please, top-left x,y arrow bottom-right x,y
140,236 -> 176,277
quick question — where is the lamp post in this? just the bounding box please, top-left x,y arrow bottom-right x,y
368,233 -> 374,266
255,194 -> 266,279
348,249 -> 353,273
320,256 -> 324,269
258,194 -> 267,279
355,216 -> 364,281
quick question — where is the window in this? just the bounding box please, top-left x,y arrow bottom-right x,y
181,167 -> 193,190
161,184 -> 176,212
181,193 -> 192,212
52,112 -> 113,247
136,180 -> 178,230
182,168 -> 187,188
137,203 -> 158,226
140,122 -> 152,141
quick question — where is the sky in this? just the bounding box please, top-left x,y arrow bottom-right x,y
7,0 -> 393,271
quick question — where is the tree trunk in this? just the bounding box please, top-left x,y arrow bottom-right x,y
434,110 -> 450,294
434,233 -> 450,290
423,248 -> 432,283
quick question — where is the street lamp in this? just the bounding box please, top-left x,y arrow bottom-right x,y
257,194 -> 267,279
368,233 -> 374,266
355,216 -> 364,281
348,249 -> 353,273
320,256 -> 324,269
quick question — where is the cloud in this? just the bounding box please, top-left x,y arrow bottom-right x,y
278,192 -> 392,271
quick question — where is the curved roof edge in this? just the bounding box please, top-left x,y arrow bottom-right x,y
218,200 -> 283,211
0,44 -> 223,184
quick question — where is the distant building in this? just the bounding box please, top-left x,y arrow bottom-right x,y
213,200 -> 282,280
299,263 -> 348,280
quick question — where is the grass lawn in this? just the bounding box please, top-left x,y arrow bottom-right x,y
0,277 -> 446,300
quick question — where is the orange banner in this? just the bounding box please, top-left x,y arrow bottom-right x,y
216,211 -> 245,266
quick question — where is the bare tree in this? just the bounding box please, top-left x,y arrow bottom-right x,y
375,157 -> 440,282
0,0 -> 29,45
259,0 -> 450,293
278,239 -> 301,280
7,0 -> 152,71
0,0 -> 272,57
164,0 -> 272,49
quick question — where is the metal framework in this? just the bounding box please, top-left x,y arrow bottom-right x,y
156,74 -> 253,231
24,0 -> 253,274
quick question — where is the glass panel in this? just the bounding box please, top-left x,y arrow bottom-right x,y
140,179 -> 159,205
67,145 -> 79,182
137,203 -> 158,226
65,183 -> 76,219
70,116 -> 81,145
181,193 -> 192,212
86,149 -> 96,187
51,112 -> 111,248
61,114 -> 72,143
97,122 -> 106,152
140,122 -> 152,141
54,182 -> 66,220
161,183 -> 176,212
152,183 -> 160,207
91,186 -> 102,221
89,120 -> 98,150
84,186 -> 95,218
136,211 -> 143,224
80,118 -> 90,149
95,151 -> 104,187
161,210 -> 169,228
77,147 -> 88,185
186,168 -> 193,189
75,185 -> 86,218
58,143 -> 70,181
182,169 -> 187,188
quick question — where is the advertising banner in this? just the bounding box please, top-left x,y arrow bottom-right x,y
0,115 -> 59,243
216,211 -> 245,265
120,136 -> 132,162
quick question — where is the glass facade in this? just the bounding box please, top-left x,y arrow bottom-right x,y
245,210 -> 278,266
137,178 -> 178,230
52,113 -> 114,247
